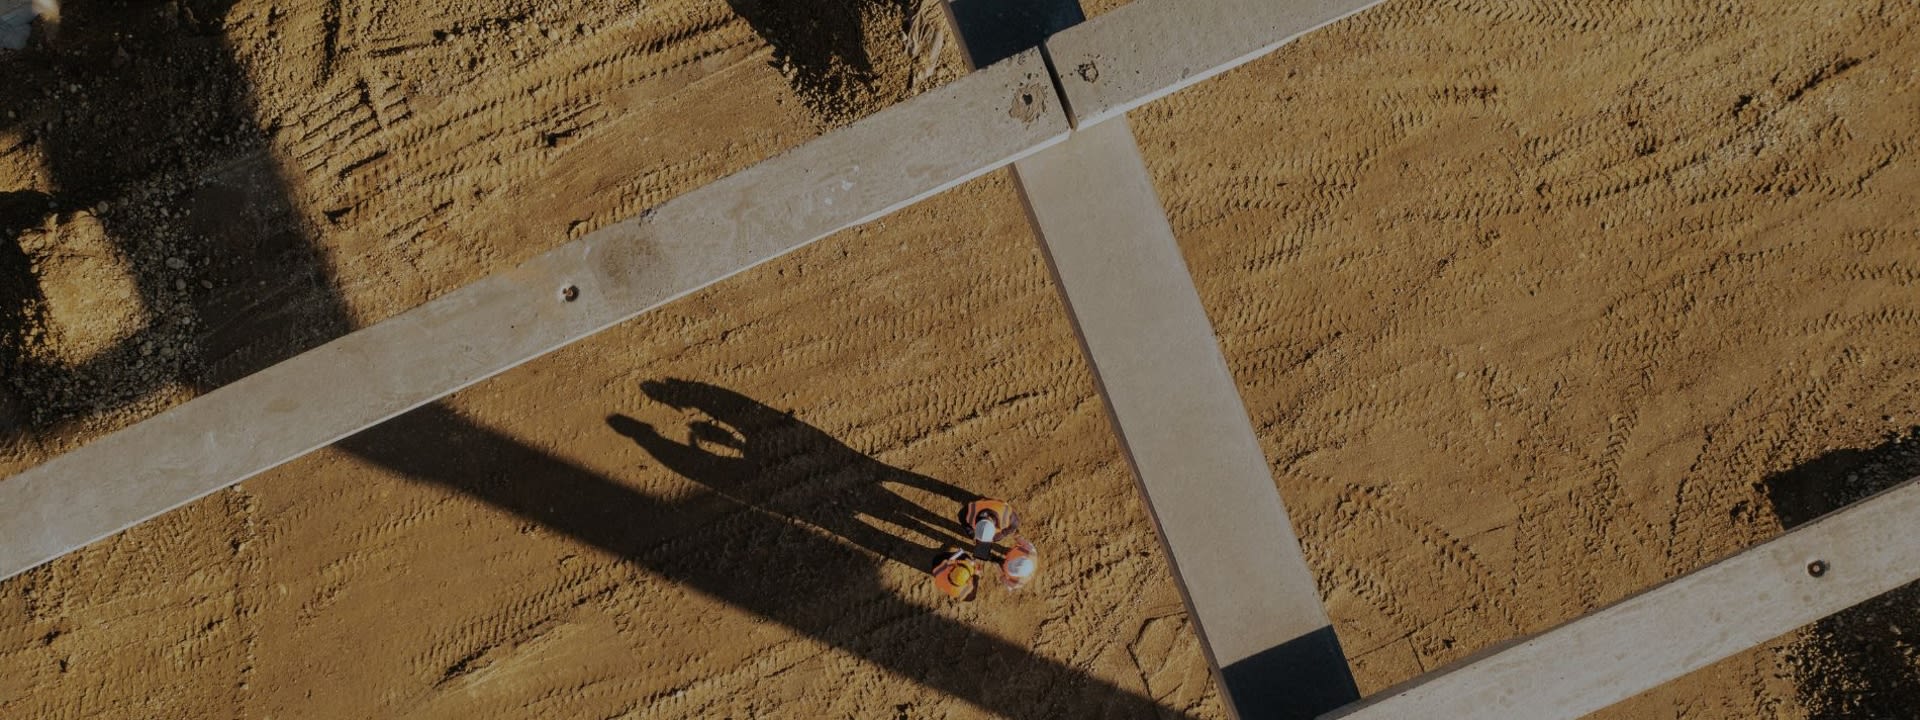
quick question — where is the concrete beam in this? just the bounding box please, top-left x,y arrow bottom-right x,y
1012,118 -> 1356,719
1324,477 -> 1920,720
939,3 -> 1359,716
0,51 -> 1069,583
1046,0 -> 1390,127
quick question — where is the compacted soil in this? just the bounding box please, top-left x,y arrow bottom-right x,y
1,0 -> 1916,717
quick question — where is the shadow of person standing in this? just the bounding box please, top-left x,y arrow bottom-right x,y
349,389 -> 1195,718
607,377 -> 979,571
2,9 -> 1196,717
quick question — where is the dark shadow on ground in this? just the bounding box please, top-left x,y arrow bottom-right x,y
943,0 -> 1082,69
1220,625 -> 1360,720
0,0 -> 347,427
0,7 -> 1193,716
607,378 -> 976,570
0,193 -> 47,327
722,0 -> 916,120
0,190 -> 47,437
1763,428 -> 1920,720
346,399 -> 1195,719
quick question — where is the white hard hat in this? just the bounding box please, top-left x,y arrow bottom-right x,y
1006,556 -> 1036,579
973,517 -> 999,543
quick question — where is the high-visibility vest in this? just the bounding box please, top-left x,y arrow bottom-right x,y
932,552 -> 978,601
965,498 -> 1018,540
1000,538 -> 1037,590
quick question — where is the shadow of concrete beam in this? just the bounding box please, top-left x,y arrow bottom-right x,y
1763,428 -> 1920,720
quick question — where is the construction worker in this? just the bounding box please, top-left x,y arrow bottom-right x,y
999,537 -> 1038,591
931,549 -> 979,601
963,497 -> 1019,544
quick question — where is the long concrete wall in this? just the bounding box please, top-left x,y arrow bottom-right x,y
1324,477 -> 1920,720
0,52 -> 1069,583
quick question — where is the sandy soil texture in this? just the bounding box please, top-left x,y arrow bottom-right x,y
1,0 -> 1917,717
1132,3 -> 1920,715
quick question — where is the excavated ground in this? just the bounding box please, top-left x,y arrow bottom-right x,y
1,0 -> 1916,717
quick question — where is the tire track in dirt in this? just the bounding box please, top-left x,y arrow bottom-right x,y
149,171 -> 1211,718
1131,0 -> 1920,713
5,0 -> 1919,717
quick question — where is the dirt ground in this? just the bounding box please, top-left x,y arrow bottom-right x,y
1,0 -> 1917,717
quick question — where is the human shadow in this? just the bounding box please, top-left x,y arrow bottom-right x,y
345,398 -> 1196,719
0,9 -> 1196,715
1762,428 -> 1920,720
606,378 -> 977,570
